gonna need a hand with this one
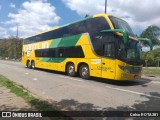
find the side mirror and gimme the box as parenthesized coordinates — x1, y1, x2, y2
(138, 38, 153, 50)
(101, 29, 129, 44)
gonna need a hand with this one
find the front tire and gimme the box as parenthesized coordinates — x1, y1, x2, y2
(79, 64, 90, 79)
(67, 63, 76, 77)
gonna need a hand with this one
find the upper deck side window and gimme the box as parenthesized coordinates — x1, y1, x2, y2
(24, 16, 110, 45)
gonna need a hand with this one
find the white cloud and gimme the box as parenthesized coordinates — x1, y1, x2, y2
(62, 0, 104, 16)
(62, 0, 160, 34)
(0, 27, 8, 38)
(6, 0, 60, 37)
(9, 3, 16, 8)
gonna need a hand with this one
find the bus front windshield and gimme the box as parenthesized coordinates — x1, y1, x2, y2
(109, 16, 135, 37)
(109, 16, 142, 64)
(118, 39, 142, 63)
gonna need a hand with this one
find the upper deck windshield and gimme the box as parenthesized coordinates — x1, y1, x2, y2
(109, 16, 135, 37)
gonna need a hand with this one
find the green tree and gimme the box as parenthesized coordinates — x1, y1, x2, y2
(140, 25, 160, 46)
(145, 51, 155, 67)
(0, 37, 23, 59)
(153, 48, 160, 67)
(142, 48, 160, 67)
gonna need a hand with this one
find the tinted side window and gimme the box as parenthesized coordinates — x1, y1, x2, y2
(35, 50, 42, 57)
(58, 46, 84, 58)
(35, 46, 84, 58)
(57, 48, 64, 57)
(86, 17, 110, 36)
(24, 26, 70, 44)
(35, 48, 57, 57)
(24, 17, 110, 45)
(48, 49, 57, 57)
(63, 46, 84, 58)
(85, 17, 110, 56)
(61, 27, 70, 37)
(42, 49, 49, 57)
(68, 21, 86, 35)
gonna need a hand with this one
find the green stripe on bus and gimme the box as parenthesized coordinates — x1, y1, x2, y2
(57, 34, 81, 47)
(41, 34, 81, 63)
(49, 38, 61, 48)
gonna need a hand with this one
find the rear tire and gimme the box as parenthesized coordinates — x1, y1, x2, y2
(79, 64, 90, 80)
(26, 61, 31, 68)
(67, 63, 76, 77)
(31, 61, 35, 69)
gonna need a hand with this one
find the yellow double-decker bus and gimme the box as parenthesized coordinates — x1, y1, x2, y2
(22, 14, 152, 80)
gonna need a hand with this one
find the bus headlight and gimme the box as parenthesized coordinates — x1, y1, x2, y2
(119, 65, 131, 73)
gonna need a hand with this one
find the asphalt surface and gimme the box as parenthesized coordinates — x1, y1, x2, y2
(0, 60, 160, 118)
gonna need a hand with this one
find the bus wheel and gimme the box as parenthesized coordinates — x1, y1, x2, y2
(26, 61, 31, 68)
(79, 64, 90, 80)
(67, 63, 76, 77)
(31, 61, 35, 69)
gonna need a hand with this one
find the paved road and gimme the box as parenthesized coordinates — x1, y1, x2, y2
(0, 60, 160, 112)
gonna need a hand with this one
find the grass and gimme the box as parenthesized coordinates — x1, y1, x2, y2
(0, 75, 72, 120)
(142, 67, 160, 76)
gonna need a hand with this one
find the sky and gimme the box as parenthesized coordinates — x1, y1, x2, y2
(0, 0, 160, 39)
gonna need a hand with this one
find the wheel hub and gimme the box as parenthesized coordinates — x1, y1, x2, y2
(69, 66, 74, 74)
(82, 67, 88, 77)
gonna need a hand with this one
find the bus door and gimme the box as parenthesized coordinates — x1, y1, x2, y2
(101, 42, 116, 79)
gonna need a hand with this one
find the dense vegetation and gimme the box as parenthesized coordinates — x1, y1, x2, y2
(0, 37, 23, 60)
(142, 48, 160, 67)
(140, 25, 160, 67)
